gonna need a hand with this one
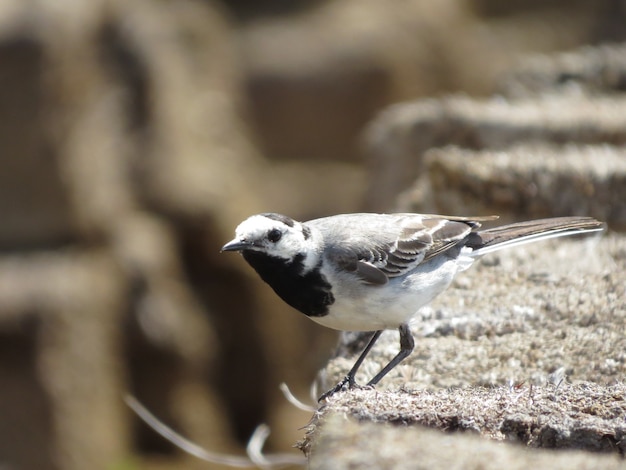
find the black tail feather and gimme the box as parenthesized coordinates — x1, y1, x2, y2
(467, 217, 605, 255)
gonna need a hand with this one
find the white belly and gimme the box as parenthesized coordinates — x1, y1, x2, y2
(311, 255, 469, 331)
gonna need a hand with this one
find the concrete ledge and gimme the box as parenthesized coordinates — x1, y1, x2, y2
(306, 405, 626, 470)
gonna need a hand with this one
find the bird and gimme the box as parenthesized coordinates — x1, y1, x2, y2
(221, 212, 604, 400)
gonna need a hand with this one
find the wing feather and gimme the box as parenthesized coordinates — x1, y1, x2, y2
(320, 214, 494, 284)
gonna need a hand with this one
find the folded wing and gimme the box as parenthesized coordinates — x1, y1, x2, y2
(322, 214, 495, 284)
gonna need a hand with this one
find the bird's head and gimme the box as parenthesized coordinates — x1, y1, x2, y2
(222, 213, 319, 265)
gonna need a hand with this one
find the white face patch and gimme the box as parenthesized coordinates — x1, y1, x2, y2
(233, 214, 321, 271)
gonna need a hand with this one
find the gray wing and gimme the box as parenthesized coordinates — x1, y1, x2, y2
(318, 214, 496, 285)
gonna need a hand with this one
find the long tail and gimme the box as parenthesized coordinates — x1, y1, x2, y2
(467, 216, 605, 257)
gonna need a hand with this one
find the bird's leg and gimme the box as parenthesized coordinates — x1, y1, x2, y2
(366, 323, 414, 387)
(318, 330, 383, 401)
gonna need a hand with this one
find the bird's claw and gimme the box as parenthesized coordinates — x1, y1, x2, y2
(318, 376, 357, 402)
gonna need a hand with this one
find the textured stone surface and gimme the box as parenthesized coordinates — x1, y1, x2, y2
(308, 411, 626, 470)
(305, 233, 626, 466)
(307, 383, 626, 454)
(320, 234, 624, 390)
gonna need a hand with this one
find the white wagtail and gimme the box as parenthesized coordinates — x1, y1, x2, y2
(222, 213, 604, 400)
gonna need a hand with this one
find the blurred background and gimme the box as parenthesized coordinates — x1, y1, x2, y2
(0, 0, 625, 468)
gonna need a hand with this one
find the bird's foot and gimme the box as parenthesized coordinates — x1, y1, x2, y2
(318, 375, 360, 402)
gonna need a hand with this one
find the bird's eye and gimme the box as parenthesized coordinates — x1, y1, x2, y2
(267, 229, 282, 243)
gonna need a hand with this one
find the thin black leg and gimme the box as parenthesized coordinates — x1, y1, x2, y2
(318, 330, 382, 401)
(366, 323, 414, 386)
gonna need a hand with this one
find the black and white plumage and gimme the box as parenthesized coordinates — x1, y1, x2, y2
(222, 212, 604, 400)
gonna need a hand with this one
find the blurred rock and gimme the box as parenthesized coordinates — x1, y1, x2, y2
(258, 160, 367, 219)
(240, 0, 623, 165)
(499, 43, 626, 97)
(0, 250, 127, 470)
(0, 0, 266, 468)
(365, 91, 626, 212)
(240, 0, 464, 163)
(0, 15, 77, 249)
(407, 144, 626, 228)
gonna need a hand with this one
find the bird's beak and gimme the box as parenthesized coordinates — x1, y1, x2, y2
(221, 238, 251, 252)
